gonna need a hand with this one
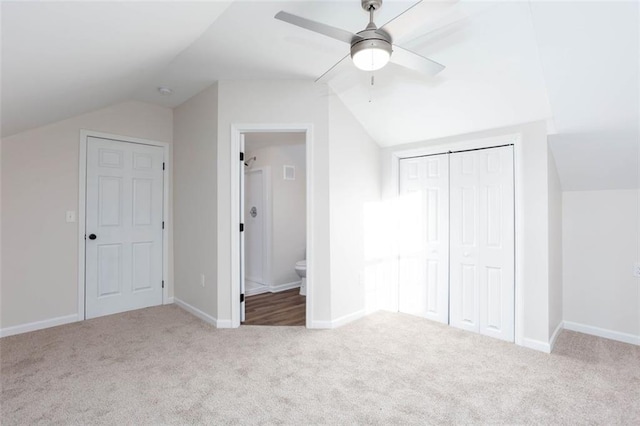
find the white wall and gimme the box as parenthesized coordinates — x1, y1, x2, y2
(563, 190, 639, 343)
(518, 122, 552, 347)
(172, 84, 219, 319)
(380, 121, 554, 349)
(245, 142, 306, 287)
(328, 93, 381, 322)
(548, 149, 563, 341)
(216, 80, 331, 324)
(1, 101, 173, 330)
(0, 137, 3, 323)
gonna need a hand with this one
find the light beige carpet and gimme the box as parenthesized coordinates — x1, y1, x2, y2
(1, 306, 639, 425)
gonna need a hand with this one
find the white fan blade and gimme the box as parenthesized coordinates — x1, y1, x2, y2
(275, 11, 362, 44)
(380, 0, 458, 43)
(315, 54, 351, 83)
(390, 46, 445, 76)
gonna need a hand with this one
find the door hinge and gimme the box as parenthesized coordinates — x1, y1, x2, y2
(162, 221, 165, 229)
(240, 293, 245, 303)
(240, 223, 244, 232)
(162, 280, 165, 289)
(163, 162, 165, 170)
(240, 152, 244, 162)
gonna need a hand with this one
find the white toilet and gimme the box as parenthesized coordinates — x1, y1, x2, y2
(295, 260, 307, 296)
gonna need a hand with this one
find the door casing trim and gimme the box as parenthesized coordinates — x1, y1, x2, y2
(390, 133, 523, 346)
(78, 130, 170, 321)
(230, 124, 313, 328)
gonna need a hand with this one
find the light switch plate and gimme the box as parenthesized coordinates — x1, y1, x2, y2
(66, 211, 76, 223)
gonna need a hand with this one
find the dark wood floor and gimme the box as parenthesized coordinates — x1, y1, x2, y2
(242, 288, 306, 326)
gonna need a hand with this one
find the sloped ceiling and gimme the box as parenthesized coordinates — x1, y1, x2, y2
(329, 1, 553, 145)
(1, 1, 233, 137)
(2, 1, 638, 189)
(529, 1, 639, 190)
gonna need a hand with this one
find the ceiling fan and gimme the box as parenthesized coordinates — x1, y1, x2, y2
(275, 0, 451, 81)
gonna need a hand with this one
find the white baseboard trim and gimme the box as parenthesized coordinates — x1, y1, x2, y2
(245, 286, 270, 296)
(308, 309, 368, 330)
(0, 313, 79, 338)
(174, 298, 222, 328)
(331, 309, 367, 328)
(563, 321, 640, 346)
(308, 320, 332, 329)
(216, 319, 233, 328)
(549, 321, 564, 352)
(245, 281, 300, 296)
(521, 337, 551, 354)
(269, 280, 301, 293)
(164, 297, 174, 305)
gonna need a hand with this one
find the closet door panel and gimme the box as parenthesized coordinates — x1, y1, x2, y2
(450, 146, 514, 341)
(449, 152, 480, 332)
(398, 158, 427, 316)
(398, 155, 449, 323)
(478, 148, 514, 341)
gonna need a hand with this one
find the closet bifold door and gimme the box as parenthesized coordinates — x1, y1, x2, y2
(398, 154, 450, 324)
(449, 146, 515, 342)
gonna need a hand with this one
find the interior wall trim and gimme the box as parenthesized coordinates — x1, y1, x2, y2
(521, 337, 551, 354)
(549, 321, 564, 352)
(310, 309, 367, 329)
(0, 314, 79, 338)
(174, 298, 232, 329)
(269, 280, 302, 293)
(563, 321, 640, 346)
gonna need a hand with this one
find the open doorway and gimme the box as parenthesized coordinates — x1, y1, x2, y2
(240, 131, 307, 326)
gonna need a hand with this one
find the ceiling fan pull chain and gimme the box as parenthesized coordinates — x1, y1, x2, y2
(369, 74, 375, 103)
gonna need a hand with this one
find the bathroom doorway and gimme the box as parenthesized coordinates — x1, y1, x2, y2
(240, 131, 307, 326)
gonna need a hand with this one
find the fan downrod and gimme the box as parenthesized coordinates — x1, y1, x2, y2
(361, 0, 382, 12)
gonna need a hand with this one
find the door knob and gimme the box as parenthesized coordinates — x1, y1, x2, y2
(88, 234, 97, 240)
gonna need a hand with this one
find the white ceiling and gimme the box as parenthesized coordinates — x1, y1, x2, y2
(529, 1, 639, 190)
(1, 1, 233, 136)
(2, 1, 638, 189)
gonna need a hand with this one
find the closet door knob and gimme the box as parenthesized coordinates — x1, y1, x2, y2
(88, 234, 97, 240)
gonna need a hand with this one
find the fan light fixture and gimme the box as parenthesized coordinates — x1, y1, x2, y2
(274, 0, 446, 82)
(351, 38, 392, 71)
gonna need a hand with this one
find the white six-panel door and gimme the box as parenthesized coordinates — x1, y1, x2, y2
(398, 146, 514, 342)
(398, 154, 450, 324)
(449, 146, 514, 342)
(85, 137, 164, 319)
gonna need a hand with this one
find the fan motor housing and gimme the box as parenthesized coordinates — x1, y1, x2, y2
(361, 0, 383, 12)
(351, 27, 392, 51)
(351, 32, 392, 58)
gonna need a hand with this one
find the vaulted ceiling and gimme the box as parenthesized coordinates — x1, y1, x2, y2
(2, 1, 638, 189)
